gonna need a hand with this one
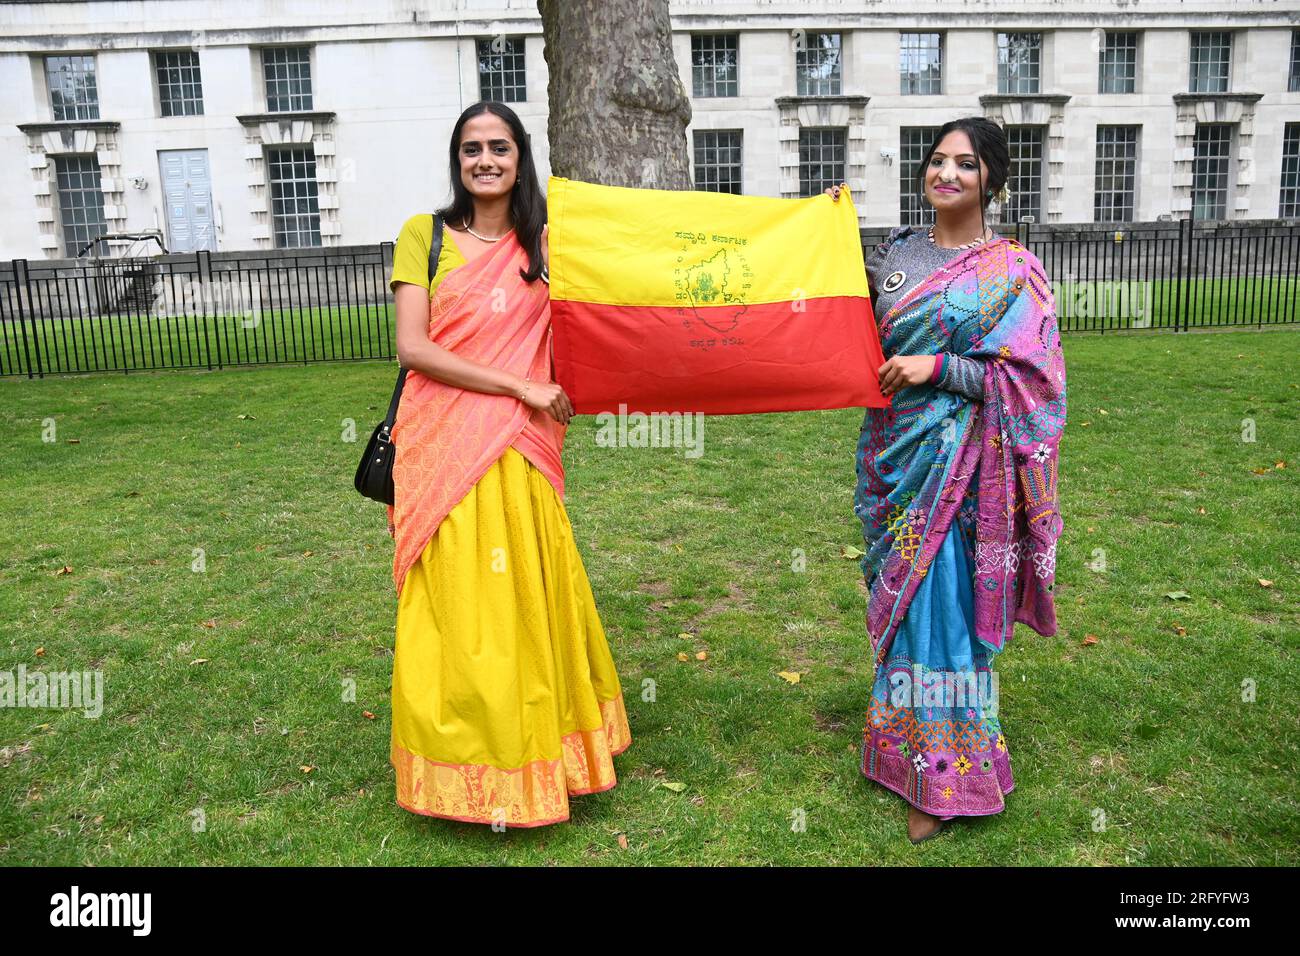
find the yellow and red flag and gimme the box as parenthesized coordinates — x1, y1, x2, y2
(547, 176, 886, 415)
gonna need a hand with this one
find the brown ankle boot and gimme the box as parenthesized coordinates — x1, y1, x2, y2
(907, 805, 946, 844)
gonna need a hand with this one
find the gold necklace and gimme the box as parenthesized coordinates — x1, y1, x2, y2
(462, 217, 512, 242)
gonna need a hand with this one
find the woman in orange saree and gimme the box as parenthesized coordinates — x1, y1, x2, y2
(384, 101, 630, 828)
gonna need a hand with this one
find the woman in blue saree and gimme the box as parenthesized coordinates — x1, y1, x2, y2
(829, 117, 1066, 843)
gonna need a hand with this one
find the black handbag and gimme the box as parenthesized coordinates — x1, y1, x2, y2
(354, 213, 444, 505)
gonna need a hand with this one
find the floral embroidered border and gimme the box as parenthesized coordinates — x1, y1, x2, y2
(861, 728, 1014, 820)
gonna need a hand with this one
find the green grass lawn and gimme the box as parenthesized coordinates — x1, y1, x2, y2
(0, 329, 1296, 865)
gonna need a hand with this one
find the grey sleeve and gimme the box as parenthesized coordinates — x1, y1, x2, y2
(865, 247, 887, 312)
(937, 352, 986, 401)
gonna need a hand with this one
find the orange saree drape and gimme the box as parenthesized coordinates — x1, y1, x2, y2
(386, 233, 566, 597)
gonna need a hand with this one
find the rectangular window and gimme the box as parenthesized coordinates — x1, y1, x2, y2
(1094, 126, 1139, 223)
(1005, 126, 1045, 222)
(1189, 31, 1231, 93)
(796, 32, 841, 96)
(692, 34, 738, 98)
(1191, 123, 1232, 220)
(1281, 123, 1300, 218)
(154, 50, 204, 117)
(997, 32, 1041, 95)
(1098, 31, 1138, 94)
(263, 46, 313, 112)
(899, 33, 942, 95)
(693, 129, 743, 194)
(900, 126, 940, 226)
(1290, 30, 1299, 93)
(46, 55, 99, 121)
(477, 36, 526, 102)
(54, 155, 107, 256)
(798, 127, 845, 198)
(267, 145, 321, 247)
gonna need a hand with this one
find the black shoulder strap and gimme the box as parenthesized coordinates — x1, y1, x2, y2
(383, 360, 406, 430)
(389, 213, 446, 410)
(428, 212, 444, 284)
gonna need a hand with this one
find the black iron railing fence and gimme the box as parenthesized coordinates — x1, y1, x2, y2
(3, 218, 1297, 378)
(861, 218, 1300, 334)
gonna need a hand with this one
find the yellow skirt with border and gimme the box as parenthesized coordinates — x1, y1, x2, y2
(391, 445, 630, 827)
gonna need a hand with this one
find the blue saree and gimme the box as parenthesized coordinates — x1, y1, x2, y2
(860, 515, 1012, 819)
(854, 228, 1065, 819)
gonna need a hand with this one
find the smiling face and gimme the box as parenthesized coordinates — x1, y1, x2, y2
(923, 130, 991, 214)
(457, 111, 519, 200)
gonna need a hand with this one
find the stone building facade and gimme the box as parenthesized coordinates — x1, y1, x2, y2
(1, 0, 1297, 259)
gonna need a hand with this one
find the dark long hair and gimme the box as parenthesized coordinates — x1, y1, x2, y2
(436, 101, 547, 283)
(915, 116, 1010, 233)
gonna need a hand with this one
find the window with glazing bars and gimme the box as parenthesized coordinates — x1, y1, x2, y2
(1290, 31, 1299, 93)
(1094, 126, 1139, 222)
(477, 36, 526, 102)
(1189, 32, 1231, 93)
(1191, 123, 1231, 220)
(798, 127, 845, 197)
(267, 145, 321, 247)
(997, 33, 1041, 95)
(1098, 31, 1137, 94)
(796, 32, 841, 96)
(1279, 123, 1299, 218)
(155, 50, 204, 116)
(54, 155, 107, 256)
(693, 130, 743, 193)
(46, 55, 99, 121)
(692, 34, 738, 97)
(263, 47, 313, 112)
(1005, 126, 1044, 222)
(900, 33, 942, 95)
(900, 126, 940, 225)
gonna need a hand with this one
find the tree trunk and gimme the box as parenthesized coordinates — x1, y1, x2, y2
(538, 0, 691, 189)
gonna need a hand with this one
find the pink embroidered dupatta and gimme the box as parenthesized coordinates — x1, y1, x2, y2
(386, 232, 565, 597)
(860, 238, 1066, 662)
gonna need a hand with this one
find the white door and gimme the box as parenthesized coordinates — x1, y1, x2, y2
(159, 149, 216, 252)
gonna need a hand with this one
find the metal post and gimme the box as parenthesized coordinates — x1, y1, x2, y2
(1173, 218, 1188, 334)
(13, 260, 40, 378)
(195, 251, 213, 369)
